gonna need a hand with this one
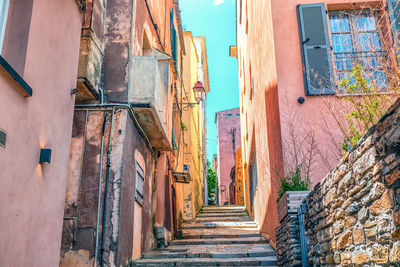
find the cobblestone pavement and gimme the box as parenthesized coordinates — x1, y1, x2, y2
(131, 206, 277, 266)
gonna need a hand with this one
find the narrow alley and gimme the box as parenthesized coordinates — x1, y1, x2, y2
(1, 0, 400, 266)
(132, 206, 277, 266)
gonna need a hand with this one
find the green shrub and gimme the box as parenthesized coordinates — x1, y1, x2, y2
(277, 165, 311, 203)
(207, 160, 218, 205)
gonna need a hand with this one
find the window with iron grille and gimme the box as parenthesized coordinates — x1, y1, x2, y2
(135, 162, 144, 205)
(329, 10, 387, 91)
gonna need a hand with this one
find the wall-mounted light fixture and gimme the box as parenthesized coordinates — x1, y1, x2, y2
(193, 81, 205, 103)
(173, 81, 205, 111)
(39, 148, 52, 164)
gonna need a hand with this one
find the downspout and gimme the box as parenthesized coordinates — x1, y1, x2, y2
(100, 107, 115, 266)
(74, 103, 154, 155)
(94, 112, 109, 267)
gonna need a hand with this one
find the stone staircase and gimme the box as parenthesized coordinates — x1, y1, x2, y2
(131, 206, 277, 266)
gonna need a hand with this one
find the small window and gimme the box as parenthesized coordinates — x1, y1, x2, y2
(135, 162, 145, 205)
(0, 0, 9, 52)
(329, 10, 387, 91)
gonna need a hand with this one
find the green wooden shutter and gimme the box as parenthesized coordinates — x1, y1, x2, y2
(170, 9, 177, 68)
(297, 3, 335, 95)
(388, 0, 400, 58)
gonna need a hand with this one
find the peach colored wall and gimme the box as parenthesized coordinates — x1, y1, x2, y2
(0, 1, 81, 266)
(237, 0, 284, 242)
(271, 0, 387, 184)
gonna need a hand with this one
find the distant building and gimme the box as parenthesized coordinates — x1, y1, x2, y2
(215, 108, 241, 205)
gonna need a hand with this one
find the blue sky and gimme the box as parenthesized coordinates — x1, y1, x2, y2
(180, 0, 239, 161)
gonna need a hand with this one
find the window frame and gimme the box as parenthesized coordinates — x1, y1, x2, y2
(328, 8, 389, 93)
(0, 0, 9, 52)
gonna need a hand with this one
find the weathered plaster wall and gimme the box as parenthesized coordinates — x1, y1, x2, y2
(276, 98, 400, 266)
(0, 1, 81, 266)
(216, 108, 241, 205)
(235, 148, 244, 205)
(236, 0, 282, 241)
(61, 109, 155, 267)
(182, 32, 203, 220)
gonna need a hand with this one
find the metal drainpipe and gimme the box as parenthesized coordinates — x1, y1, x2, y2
(94, 113, 108, 267)
(99, 88, 104, 104)
(100, 107, 115, 266)
(74, 103, 156, 264)
(74, 103, 154, 155)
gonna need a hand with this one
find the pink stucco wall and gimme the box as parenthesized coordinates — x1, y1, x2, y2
(0, 1, 81, 266)
(237, 0, 389, 242)
(271, 0, 388, 184)
(216, 108, 241, 205)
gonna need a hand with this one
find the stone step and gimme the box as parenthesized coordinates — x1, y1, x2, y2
(182, 228, 259, 236)
(197, 212, 248, 218)
(201, 206, 246, 212)
(182, 233, 261, 239)
(170, 236, 269, 246)
(131, 256, 277, 266)
(200, 208, 247, 213)
(142, 250, 276, 259)
(182, 221, 258, 229)
(194, 216, 251, 222)
(164, 243, 276, 254)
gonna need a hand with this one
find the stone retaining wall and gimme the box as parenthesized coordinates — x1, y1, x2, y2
(276, 98, 400, 266)
(276, 213, 302, 266)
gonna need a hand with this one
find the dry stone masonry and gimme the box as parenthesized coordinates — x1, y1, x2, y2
(276, 98, 400, 266)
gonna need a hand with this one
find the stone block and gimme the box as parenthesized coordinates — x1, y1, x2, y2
(384, 154, 396, 164)
(365, 226, 377, 240)
(345, 203, 361, 215)
(352, 227, 365, 245)
(337, 231, 352, 249)
(353, 147, 376, 176)
(372, 245, 389, 264)
(351, 251, 371, 265)
(389, 241, 400, 262)
(373, 160, 384, 175)
(341, 252, 352, 265)
(338, 172, 353, 192)
(324, 187, 337, 207)
(358, 207, 369, 224)
(370, 190, 394, 216)
(344, 216, 357, 228)
(325, 253, 334, 264)
(385, 169, 399, 186)
(393, 211, 400, 227)
(334, 252, 341, 264)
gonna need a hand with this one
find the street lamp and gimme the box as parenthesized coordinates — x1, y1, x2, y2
(173, 81, 205, 111)
(193, 81, 205, 103)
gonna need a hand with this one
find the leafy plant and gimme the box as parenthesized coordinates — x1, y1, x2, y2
(277, 165, 311, 203)
(181, 122, 187, 132)
(207, 160, 218, 205)
(176, 211, 184, 239)
(339, 65, 392, 151)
